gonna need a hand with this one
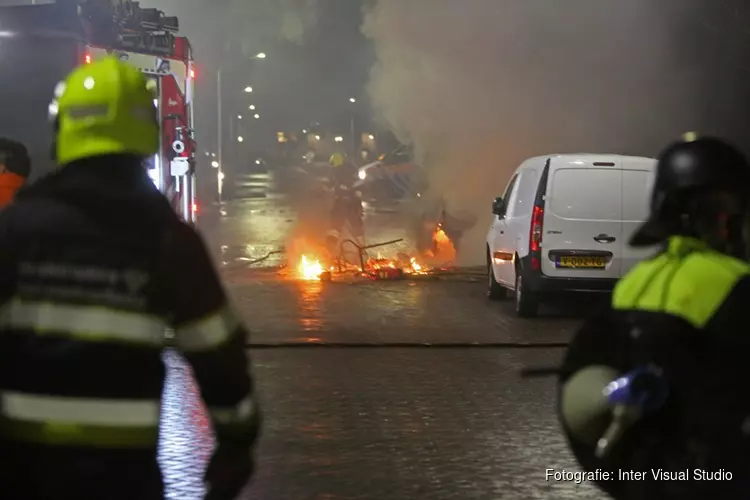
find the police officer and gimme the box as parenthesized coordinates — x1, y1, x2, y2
(0, 137, 31, 208)
(0, 57, 259, 499)
(558, 135, 750, 499)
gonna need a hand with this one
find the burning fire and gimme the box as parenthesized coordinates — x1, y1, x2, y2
(410, 257, 423, 272)
(299, 255, 324, 280)
(291, 224, 454, 280)
(434, 225, 451, 246)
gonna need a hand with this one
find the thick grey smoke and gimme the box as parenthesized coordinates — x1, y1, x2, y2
(147, 0, 319, 57)
(225, 0, 320, 52)
(362, 0, 704, 265)
(278, 0, 320, 43)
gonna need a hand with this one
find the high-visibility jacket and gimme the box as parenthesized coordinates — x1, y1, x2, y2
(0, 156, 259, 454)
(559, 235, 750, 499)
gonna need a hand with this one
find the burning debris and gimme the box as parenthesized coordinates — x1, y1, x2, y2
(299, 255, 325, 280)
(288, 224, 456, 282)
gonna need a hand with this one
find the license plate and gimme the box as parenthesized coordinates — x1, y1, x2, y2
(556, 256, 606, 268)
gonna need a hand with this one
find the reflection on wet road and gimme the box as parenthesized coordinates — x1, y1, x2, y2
(158, 168, 605, 499)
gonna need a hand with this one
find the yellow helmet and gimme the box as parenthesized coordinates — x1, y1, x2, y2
(48, 56, 159, 166)
(329, 152, 345, 168)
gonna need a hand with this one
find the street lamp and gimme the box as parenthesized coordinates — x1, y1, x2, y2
(237, 136, 244, 142)
(244, 86, 253, 93)
(334, 136, 343, 142)
(237, 114, 242, 119)
(368, 134, 375, 140)
(217, 53, 266, 203)
(249, 105, 255, 110)
(314, 135, 321, 141)
(254, 113, 260, 119)
(211, 160, 219, 168)
(348, 97, 357, 160)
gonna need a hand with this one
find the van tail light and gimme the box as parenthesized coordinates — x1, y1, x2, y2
(530, 205, 544, 253)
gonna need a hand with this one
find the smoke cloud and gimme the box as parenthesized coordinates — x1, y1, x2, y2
(225, 0, 320, 53)
(362, 0, 708, 265)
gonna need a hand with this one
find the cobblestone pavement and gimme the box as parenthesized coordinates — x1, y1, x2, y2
(161, 348, 604, 500)
(157, 171, 606, 499)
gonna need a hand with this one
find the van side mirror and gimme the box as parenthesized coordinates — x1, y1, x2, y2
(492, 197, 505, 216)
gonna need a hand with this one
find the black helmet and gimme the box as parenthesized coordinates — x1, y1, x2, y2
(0, 138, 31, 178)
(630, 136, 750, 246)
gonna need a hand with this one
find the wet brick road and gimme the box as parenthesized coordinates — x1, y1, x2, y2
(157, 169, 606, 499)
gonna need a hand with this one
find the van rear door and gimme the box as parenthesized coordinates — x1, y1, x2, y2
(621, 158, 658, 275)
(540, 158, 623, 279)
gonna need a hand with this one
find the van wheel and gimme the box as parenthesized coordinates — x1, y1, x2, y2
(515, 273, 539, 317)
(487, 250, 508, 300)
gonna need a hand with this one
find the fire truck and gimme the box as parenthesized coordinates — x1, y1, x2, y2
(0, 0, 197, 223)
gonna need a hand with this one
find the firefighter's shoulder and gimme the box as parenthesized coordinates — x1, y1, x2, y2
(161, 218, 220, 272)
(160, 219, 227, 317)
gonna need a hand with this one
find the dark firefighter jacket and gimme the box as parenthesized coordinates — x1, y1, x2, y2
(559, 235, 750, 499)
(0, 156, 259, 454)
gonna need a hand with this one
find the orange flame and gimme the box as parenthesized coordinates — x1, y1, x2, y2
(409, 257, 423, 273)
(299, 255, 324, 280)
(430, 225, 456, 264)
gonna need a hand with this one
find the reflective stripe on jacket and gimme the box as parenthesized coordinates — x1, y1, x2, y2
(0, 392, 160, 447)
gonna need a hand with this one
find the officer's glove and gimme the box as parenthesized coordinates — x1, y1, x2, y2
(204, 446, 254, 500)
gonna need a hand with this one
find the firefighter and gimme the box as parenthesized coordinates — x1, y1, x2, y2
(0, 137, 31, 208)
(557, 135, 750, 499)
(328, 151, 359, 191)
(0, 57, 259, 500)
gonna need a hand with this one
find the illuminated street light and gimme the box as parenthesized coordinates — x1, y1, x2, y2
(255, 52, 267, 59)
(237, 114, 242, 119)
(314, 135, 321, 141)
(368, 134, 375, 140)
(349, 97, 356, 103)
(334, 136, 344, 142)
(302, 129, 308, 133)
(255, 159, 262, 165)
(211, 160, 219, 168)
(237, 136, 244, 142)
(254, 114, 260, 119)
(249, 105, 255, 110)
(211, 152, 216, 157)
(244, 86, 253, 93)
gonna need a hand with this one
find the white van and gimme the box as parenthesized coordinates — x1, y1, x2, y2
(486, 154, 657, 317)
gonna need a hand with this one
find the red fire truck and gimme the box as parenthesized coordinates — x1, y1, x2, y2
(0, 0, 197, 223)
